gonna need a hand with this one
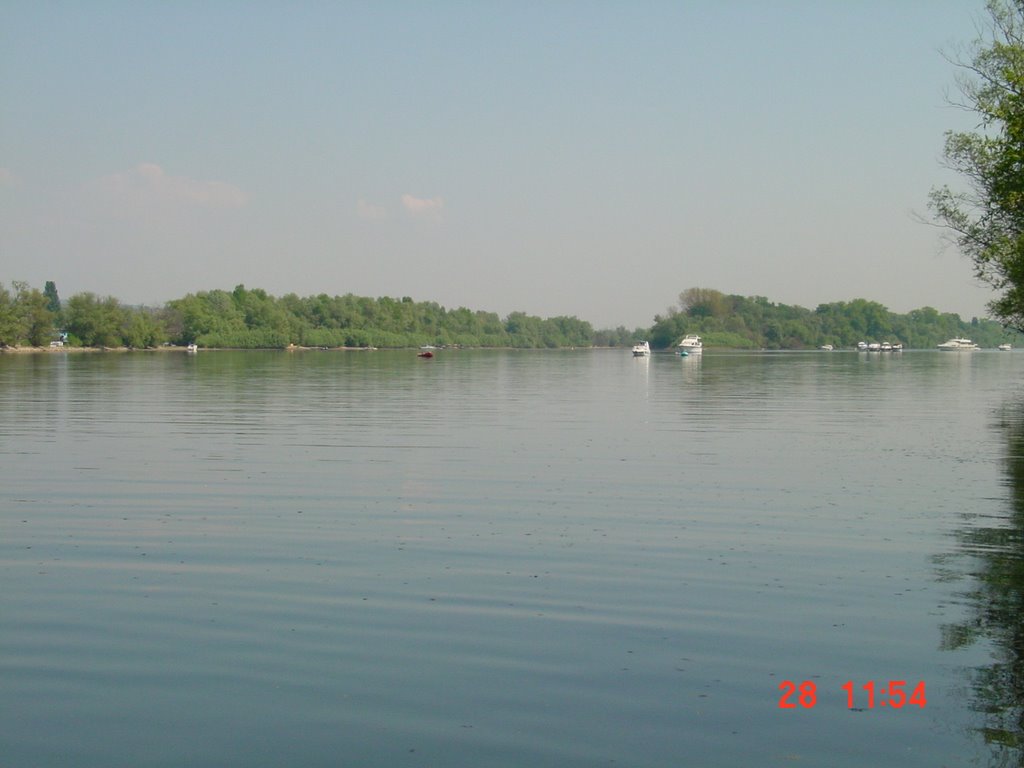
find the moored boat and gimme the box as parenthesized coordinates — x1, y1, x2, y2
(999, 343, 1013, 351)
(937, 338, 979, 351)
(632, 341, 650, 356)
(678, 334, 703, 355)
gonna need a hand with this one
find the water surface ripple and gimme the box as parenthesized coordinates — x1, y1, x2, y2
(1, 349, 1021, 766)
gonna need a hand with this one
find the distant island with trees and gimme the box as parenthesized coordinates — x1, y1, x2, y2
(0, 281, 1017, 351)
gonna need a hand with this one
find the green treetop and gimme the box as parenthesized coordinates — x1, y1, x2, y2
(931, 0, 1024, 330)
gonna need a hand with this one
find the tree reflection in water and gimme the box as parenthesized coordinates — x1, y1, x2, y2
(939, 397, 1024, 765)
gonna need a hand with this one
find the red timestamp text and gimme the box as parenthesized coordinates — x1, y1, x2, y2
(778, 680, 926, 709)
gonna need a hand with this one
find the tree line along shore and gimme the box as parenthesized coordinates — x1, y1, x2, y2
(0, 281, 1017, 352)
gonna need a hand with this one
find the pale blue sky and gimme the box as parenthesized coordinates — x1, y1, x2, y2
(0, 1, 997, 328)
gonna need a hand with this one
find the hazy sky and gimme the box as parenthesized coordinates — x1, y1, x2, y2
(0, 1, 1000, 329)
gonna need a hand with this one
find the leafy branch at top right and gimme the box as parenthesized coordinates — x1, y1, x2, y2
(931, 0, 1024, 331)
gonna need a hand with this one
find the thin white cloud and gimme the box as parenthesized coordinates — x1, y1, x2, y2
(356, 198, 387, 220)
(401, 193, 444, 218)
(94, 163, 247, 211)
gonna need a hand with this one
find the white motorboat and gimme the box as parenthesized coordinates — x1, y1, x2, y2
(631, 341, 650, 356)
(860, 340, 902, 351)
(187, 343, 198, 353)
(999, 343, 1013, 351)
(678, 334, 703, 354)
(937, 338, 979, 351)
(820, 344, 833, 351)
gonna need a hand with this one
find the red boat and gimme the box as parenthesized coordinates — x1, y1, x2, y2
(417, 350, 434, 358)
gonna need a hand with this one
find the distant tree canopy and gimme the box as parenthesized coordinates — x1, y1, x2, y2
(677, 287, 729, 319)
(0, 280, 1015, 350)
(43, 281, 60, 314)
(0, 282, 56, 347)
(649, 287, 1014, 350)
(931, 0, 1024, 330)
(165, 286, 600, 349)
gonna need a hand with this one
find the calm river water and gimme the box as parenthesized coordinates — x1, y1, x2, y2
(3, 348, 1024, 767)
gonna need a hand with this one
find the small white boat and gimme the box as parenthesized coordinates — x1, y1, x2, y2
(880, 342, 892, 352)
(678, 334, 703, 355)
(820, 344, 833, 351)
(186, 343, 198, 353)
(631, 341, 650, 356)
(857, 341, 868, 351)
(937, 338, 979, 351)
(999, 343, 1013, 351)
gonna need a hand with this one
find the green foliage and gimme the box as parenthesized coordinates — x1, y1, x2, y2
(0, 284, 23, 345)
(2, 281, 1016, 351)
(649, 288, 1018, 349)
(591, 326, 645, 347)
(169, 289, 246, 343)
(22, 293, 52, 346)
(160, 288, 598, 349)
(700, 331, 758, 349)
(43, 281, 61, 315)
(678, 287, 729, 319)
(931, 1, 1024, 330)
(58, 293, 166, 348)
(12, 282, 54, 346)
(121, 308, 166, 348)
(0, 282, 57, 346)
(65, 293, 127, 347)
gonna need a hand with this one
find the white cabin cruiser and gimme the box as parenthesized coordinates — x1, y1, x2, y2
(678, 335, 703, 355)
(937, 338, 979, 351)
(631, 341, 650, 356)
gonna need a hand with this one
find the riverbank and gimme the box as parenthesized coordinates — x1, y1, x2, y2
(0, 344, 172, 354)
(0, 344, 388, 354)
